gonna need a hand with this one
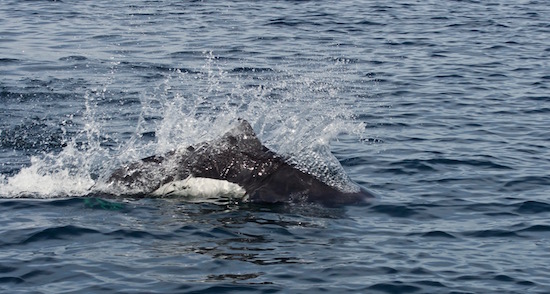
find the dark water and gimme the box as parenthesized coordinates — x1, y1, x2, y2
(1, 0, 550, 293)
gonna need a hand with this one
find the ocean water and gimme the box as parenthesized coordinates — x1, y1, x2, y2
(1, 0, 550, 293)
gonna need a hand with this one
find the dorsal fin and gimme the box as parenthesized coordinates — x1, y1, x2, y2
(220, 119, 263, 152)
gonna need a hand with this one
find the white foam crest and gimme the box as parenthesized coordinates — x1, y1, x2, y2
(0, 147, 95, 198)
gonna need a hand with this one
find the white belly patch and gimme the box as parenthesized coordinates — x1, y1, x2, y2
(151, 176, 247, 201)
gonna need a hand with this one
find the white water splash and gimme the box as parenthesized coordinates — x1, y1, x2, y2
(0, 147, 95, 198)
(1, 53, 369, 198)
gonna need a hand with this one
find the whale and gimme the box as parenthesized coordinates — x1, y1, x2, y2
(106, 119, 373, 206)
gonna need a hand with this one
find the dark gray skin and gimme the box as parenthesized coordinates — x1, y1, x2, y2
(107, 119, 374, 206)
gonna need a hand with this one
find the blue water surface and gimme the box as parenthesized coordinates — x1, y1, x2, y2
(1, 1, 550, 293)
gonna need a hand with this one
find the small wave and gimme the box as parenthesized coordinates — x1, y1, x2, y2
(524, 107, 550, 114)
(514, 200, 550, 214)
(0, 90, 73, 103)
(517, 224, 550, 233)
(418, 230, 457, 239)
(58, 55, 87, 61)
(367, 282, 421, 293)
(0, 277, 25, 284)
(230, 67, 274, 73)
(105, 229, 170, 240)
(462, 229, 520, 238)
(0, 58, 20, 63)
(21, 225, 100, 245)
(504, 176, 550, 192)
(369, 204, 435, 219)
(526, 96, 550, 102)
(266, 18, 301, 27)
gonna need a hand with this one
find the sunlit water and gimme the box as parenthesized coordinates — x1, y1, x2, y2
(1, 1, 550, 293)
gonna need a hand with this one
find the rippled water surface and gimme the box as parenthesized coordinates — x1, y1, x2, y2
(1, 1, 550, 293)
